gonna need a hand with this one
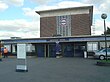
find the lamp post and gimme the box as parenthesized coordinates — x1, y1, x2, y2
(101, 13, 107, 61)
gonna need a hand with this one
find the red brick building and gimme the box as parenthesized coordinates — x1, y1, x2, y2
(36, 6, 93, 37)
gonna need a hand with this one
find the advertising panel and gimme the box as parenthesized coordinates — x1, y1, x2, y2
(17, 44, 26, 59)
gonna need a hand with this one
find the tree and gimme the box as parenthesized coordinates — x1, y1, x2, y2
(106, 27, 110, 34)
(102, 27, 110, 35)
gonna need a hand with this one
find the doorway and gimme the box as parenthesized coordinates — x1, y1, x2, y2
(74, 42, 86, 57)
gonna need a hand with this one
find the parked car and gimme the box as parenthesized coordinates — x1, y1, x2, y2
(94, 48, 110, 60)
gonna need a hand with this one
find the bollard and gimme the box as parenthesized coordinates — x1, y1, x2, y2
(84, 51, 87, 58)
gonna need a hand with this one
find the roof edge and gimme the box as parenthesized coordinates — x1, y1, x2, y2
(35, 5, 93, 14)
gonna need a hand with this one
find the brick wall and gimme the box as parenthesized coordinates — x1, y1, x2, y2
(71, 14, 91, 36)
(40, 14, 91, 37)
(40, 16, 56, 37)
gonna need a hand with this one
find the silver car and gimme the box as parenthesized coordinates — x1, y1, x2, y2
(94, 48, 110, 60)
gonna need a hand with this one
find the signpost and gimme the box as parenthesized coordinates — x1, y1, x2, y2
(101, 13, 107, 61)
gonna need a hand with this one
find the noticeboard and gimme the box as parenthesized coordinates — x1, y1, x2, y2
(17, 44, 26, 59)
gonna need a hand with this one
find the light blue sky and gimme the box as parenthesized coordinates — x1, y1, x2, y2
(0, 0, 110, 39)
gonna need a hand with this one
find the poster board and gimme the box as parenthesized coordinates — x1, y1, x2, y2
(17, 44, 26, 59)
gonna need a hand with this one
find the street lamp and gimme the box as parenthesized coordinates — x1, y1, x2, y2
(101, 13, 107, 60)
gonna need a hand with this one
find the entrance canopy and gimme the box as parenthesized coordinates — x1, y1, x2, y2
(1, 35, 110, 44)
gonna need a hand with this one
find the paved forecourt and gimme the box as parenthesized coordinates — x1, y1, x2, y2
(0, 57, 110, 82)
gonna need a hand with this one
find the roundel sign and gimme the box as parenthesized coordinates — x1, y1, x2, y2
(60, 18, 67, 26)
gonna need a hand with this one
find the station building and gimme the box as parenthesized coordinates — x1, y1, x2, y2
(36, 6, 93, 37)
(1, 35, 110, 58)
(1, 6, 110, 58)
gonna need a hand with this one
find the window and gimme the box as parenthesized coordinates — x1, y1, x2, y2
(87, 42, 98, 51)
(56, 15, 71, 36)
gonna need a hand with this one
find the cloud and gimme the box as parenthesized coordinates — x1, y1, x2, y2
(83, 0, 104, 4)
(0, 31, 40, 39)
(0, 19, 40, 38)
(0, 31, 14, 39)
(34, 1, 91, 11)
(0, 1, 8, 11)
(22, 8, 40, 20)
(83, 0, 110, 13)
(3, 0, 24, 6)
(99, 1, 110, 13)
(57, 1, 91, 8)
(31, 0, 51, 5)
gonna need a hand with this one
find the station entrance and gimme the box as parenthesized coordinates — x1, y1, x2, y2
(33, 42, 86, 58)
